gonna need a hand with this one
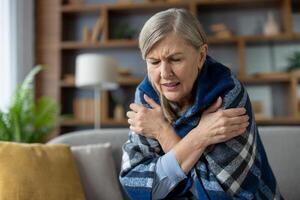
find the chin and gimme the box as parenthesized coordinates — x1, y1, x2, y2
(163, 93, 181, 103)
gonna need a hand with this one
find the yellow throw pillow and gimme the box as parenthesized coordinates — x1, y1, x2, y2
(0, 141, 86, 200)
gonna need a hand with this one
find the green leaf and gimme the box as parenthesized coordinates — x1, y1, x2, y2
(0, 112, 10, 141)
(287, 51, 300, 71)
(0, 65, 59, 143)
(31, 97, 59, 142)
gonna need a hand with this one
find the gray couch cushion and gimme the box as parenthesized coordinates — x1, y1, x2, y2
(258, 126, 300, 200)
(71, 143, 124, 200)
(48, 128, 129, 174)
(48, 127, 300, 200)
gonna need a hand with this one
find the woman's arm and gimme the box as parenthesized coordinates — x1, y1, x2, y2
(127, 94, 181, 153)
(172, 105, 248, 173)
(125, 79, 280, 199)
(125, 92, 248, 199)
(128, 95, 249, 174)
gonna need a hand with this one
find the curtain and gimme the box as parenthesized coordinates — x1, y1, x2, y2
(0, 0, 34, 111)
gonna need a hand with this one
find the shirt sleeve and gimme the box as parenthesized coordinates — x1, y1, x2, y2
(152, 150, 187, 199)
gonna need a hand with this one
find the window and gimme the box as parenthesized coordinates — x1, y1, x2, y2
(0, 0, 34, 111)
(0, 0, 14, 111)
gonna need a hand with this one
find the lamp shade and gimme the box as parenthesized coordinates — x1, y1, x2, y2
(75, 54, 118, 89)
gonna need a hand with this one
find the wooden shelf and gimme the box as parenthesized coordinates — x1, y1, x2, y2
(256, 117, 300, 125)
(61, 40, 138, 49)
(61, 4, 103, 13)
(61, 33, 300, 49)
(60, 118, 128, 126)
(208, 33, 300, 45)
(118, 77, 143, 85)
(239, 73, 291, 84)
(106, 2, 188, 12)
(37, 0, 300, 135)
(60, 77, 143, 88)
(207, 36, 239, 44)
(290, 71, 300, 80)
(242, 33, 300, 43)
(61, 0, 282, 13)
(196, 0, 282, 9)
(61, 2, 188, 13)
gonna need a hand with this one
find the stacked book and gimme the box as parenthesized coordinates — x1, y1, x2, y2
(73, 98, 100, 122)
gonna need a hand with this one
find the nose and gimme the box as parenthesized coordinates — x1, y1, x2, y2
(160, 61, 173, 79)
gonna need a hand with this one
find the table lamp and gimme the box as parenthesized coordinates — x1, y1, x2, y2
(75, 53, 118, 129)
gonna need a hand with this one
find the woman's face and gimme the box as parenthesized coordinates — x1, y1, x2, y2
(146, 33, 207, 106)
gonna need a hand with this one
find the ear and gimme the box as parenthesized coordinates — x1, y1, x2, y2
(198, 44, 208, 70)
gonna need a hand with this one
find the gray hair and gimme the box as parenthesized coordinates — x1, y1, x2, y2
(139, 8, 207, 60)
(139, 8, 208, 123)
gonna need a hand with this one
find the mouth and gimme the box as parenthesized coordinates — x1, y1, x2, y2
(161, 82, 180, 91)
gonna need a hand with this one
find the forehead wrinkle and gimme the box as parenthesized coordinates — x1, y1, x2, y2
(147, 34, 189, 59)
(148, 47, 182, 60)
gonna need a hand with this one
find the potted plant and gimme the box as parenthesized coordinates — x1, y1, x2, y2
(0, 66, 59, 143)
(287, 51, 300, 73)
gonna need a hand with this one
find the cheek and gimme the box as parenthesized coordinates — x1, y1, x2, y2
(147, 68, 161, 87)
(178, 65, 199, 88)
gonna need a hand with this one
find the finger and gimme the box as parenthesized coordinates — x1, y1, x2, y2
(213, 127, 247, 143)
(226, 115, 249, 125)
(203, 97, 222, 114)
(225, 124, 249, 139)
(215, 120, 248, 137)
(222, 107, 246, 117)
(129, 103, 145, 112)
(144, 94, 159, 109)
(229, 127, 247, 138)
(126, 111, 136, 119)
(127, 118, 134, 126)
(223, 122, 249, 133)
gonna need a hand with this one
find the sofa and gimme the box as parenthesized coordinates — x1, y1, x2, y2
(48, 126, 300, 200)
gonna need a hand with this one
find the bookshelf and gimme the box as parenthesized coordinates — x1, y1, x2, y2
(36, 0, 300, 135)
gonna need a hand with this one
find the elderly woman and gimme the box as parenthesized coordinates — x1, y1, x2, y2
(119, 8, 281, 200)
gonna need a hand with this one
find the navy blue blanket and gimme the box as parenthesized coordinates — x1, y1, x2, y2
(120, 56, 282, 200)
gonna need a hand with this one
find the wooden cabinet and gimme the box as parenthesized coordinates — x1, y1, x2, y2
(36, 0, 300, 135)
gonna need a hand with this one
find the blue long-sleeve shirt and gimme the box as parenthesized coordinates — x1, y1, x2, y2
(152, 150, 187, 199)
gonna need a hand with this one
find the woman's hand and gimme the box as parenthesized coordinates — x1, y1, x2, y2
(192, 97, 249, 149)
(127, 94, 180, 152)
(173, 97, 249, 173)
(127, 94, 170, 139)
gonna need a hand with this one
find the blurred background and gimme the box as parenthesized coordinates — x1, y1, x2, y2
(1, 0, 300, 136)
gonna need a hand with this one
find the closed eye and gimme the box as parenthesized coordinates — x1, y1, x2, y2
(170, 57, 182, 63)
(148, 60, 160, 65)
(151, 61, 160, 65)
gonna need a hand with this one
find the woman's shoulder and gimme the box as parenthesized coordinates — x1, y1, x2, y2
(221, 74, 249, 109)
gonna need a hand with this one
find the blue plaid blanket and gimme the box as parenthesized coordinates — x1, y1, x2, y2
(120, 56, 282, 200)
